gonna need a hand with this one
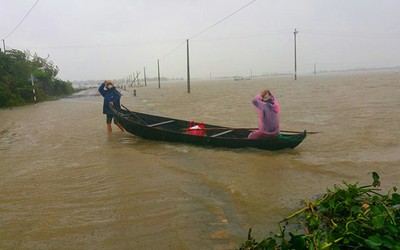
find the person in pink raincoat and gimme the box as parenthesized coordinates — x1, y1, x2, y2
(248, 89, 280, 139)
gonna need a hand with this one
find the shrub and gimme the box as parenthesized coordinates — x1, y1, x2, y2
(239, 172, 400, 249)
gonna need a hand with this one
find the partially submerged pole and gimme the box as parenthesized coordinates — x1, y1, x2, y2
(157, 59, 161, 89)
(294, 28, 298, 80)
(186, 39, 191, 93)
(2, 39, 5, 53)
(143, 67, 147, 87)
(30, 74, 37, 104)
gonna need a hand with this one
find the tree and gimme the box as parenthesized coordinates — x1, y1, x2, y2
(0, 49, 74, 107)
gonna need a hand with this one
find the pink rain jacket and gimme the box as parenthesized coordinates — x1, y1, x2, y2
(252, 94, 280, 135)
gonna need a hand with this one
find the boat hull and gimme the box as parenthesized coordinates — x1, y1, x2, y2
(111, 106, 306, 151)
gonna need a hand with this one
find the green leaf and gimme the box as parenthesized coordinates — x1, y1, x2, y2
(371, 205, 383, 214)
(329, 199, 335, 210)
(365, 235, 383, 249)
(351, 205, 362, 214)
(392, 193, 400, 204)
(381, 235, 395, 248)
(289, 235, 306, 250)
(372, 215, 386, 229)
(386, 224, 399, 234)
(372, 172, 380, 187)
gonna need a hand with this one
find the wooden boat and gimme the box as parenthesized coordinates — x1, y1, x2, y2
(111, 105, 307, 151)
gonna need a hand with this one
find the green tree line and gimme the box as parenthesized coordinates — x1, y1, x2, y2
(0, 49, 74, 107)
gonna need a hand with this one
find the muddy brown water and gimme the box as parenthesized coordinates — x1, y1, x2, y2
(1, 71, 399, 249)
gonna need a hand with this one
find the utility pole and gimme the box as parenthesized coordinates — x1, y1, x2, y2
(143, 67, 147, 87)
(2, 39, 5, 53)
(157, 59, 161, 89)
(30, 74, 37, 104)
(186, 39, 191, 93)
(294, 28, 298, 80)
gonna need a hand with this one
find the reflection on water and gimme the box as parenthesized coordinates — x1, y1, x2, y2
(1, 71, 399, 249)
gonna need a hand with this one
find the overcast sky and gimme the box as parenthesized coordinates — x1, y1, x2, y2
(1, 0, 399, 81)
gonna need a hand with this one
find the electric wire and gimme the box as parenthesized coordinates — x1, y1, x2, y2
(2, 0, 41, 39)
(189, 0, 257, 40)
(141, 1, 257, 77)
(148, 0, 258, 74)
(159, 40, 186, 60)
(302, 30, 400, 39)
(193, 30, 290, 42)
(158, 0, 257, 61)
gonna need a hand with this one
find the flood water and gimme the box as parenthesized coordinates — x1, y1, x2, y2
(1, 71, 399, 249)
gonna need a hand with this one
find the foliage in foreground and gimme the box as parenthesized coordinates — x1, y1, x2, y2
(0, 49, 74, 107)
(240, 172, 400, 249)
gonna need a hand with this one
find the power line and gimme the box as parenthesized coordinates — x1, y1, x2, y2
(158, 0, 258, 62)
(2, 0, 41, 39)
(189, 0, 257, 40)
(159, 40, 186, 60)
(126, 0, 258, 78)
(301, 30, 400, 39)
(17, 30, 289, 50)
(157, 0, 257, 61)
(193, 30, 290, 42)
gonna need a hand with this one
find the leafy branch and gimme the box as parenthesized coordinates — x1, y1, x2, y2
(239, 172, 400, 249)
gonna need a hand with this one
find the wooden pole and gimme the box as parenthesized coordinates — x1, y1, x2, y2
(157, 59, 161, 89)
(130, 74, 135, 86)
(30, 74, 37, 104)
(294, 28, 298, 80)
(131, 72, 140, 86)
(136, 71, 140, 85)
(186, 39, 191, 93)
(143, 67, 147, 87)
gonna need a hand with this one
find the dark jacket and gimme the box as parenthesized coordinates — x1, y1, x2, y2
(98, 83, 122, 115)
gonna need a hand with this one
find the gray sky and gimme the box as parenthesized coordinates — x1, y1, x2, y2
(1, 0, 399, 81)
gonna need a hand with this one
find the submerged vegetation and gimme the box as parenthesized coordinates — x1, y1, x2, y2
(0, 49, 74, 107)
(240, 172, 400, 249)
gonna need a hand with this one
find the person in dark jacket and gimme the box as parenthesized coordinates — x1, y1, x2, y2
(98, 80, 125, 133)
